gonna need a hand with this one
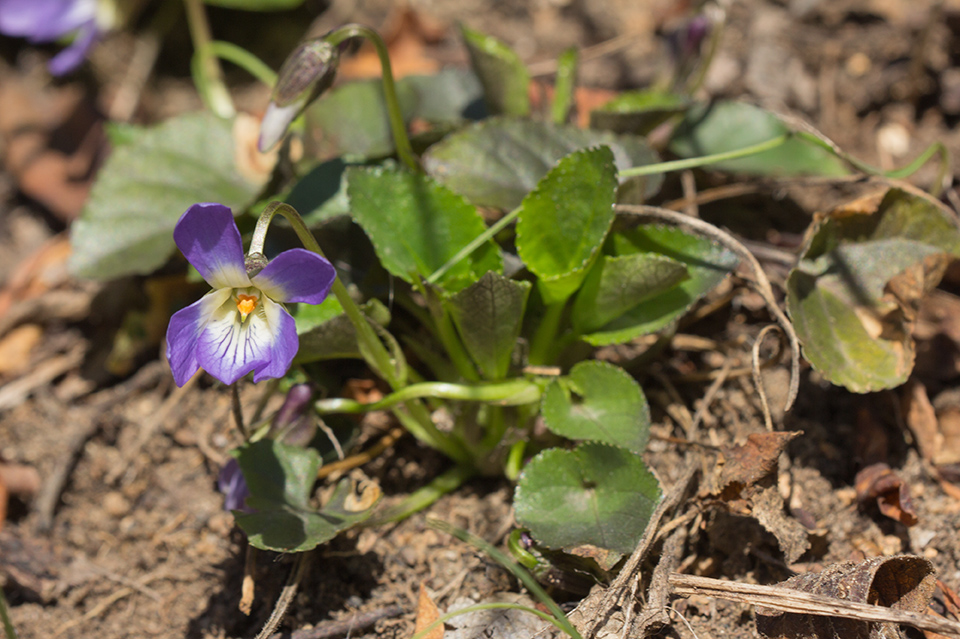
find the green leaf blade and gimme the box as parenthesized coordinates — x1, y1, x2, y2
(580, 224, 738, 345)
(669, 101, 849, 177)
(786, 189, 960, 392)
(70, 113, 264, 279)
(515, 443, 661, 554)
(460, 25, 530, 116)
(346, 166, 502, 292)
(516, 146, 618, 304)
(444, 272, 532, 379)
(541, 360, 651, 454)
(423, 118, 661, 211)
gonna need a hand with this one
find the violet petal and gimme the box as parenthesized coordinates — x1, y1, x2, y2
(173, 203, 250, 290)
(46, 19, 97, 75)
(252, 248, 336, 304)
(165, 289, 231, 387)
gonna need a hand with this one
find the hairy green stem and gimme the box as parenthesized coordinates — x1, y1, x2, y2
(365, 465, 476, 526)
(528, 300, 567, 366)
(183, 0, 234, 118)
(325, 24, 418, 172)
(253, 202, 470, 464)
(619, 133, 790, 178)
(208, 41, 277, 86)
(315, 378, 542, 414)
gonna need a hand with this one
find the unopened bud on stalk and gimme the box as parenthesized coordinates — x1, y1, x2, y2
(259, 38, 340, 152)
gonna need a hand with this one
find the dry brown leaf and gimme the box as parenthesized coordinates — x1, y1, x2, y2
(703, 431, 810, 563)
(413, 583, 443, 639)
(756, 555, 937, 639)
(854, 463, 919, 527)
(904, 380, 943, 464)
(0, 324, 43, 377)
(924, 579, 960, 639)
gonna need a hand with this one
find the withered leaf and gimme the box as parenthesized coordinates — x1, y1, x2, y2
(413, 583, 444, 639)
(756, 556, 937, 639)
(705, 431, 809, 563)
(855, 463, 918, 527)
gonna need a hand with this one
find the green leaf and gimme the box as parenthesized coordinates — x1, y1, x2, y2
(669, 101, 849, 176)
(460, 25, 530, 116)
(571, 253, 689, 334)
(581, 224, 738, 345)
(786, 189, 960, 392)
(203, 0, 305, 8)
(285, 158, 351, 226)
(307, 70, 482, 162)
(70, 113, 264, 279)
(443, 272, 532, 379)
(294, 297, 392, 363)
(233, 440, 379, 552)
(515, 442, 661, 554)
(423, 117, 662, 211)
(542, 361, 651, 453)
(516, 146, 618, 304)
(347, 165, 502, 292)
(590, 89, 690, 135)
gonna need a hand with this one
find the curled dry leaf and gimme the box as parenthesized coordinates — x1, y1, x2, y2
(413, 584, 444, 639)
(756, 555, 937, 639)
(703, 431, 810, 563)
(854, 463, 918, 526)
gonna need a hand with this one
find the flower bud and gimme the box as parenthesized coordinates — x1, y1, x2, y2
(259, 38, 340, 152)
(269, 383, 317, 446)
(244, 252, 269, 277)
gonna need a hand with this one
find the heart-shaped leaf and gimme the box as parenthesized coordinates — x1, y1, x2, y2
(347, 165, 502, 292)
(443, 272, 532, 379)
(786, 189, 960, 392)
(580, 224, 738, 345)
(460, 25, 530, 116)
(70, 113, 265, 279)
(669, 101, 849, 176)
(515, 442, 661, 554)
(516, 146, 618, 304)
(423, 117, 662, 211)
(232, 440, 380, 552)
(541, 360, 651, 453)
(572, 252, 689, 334)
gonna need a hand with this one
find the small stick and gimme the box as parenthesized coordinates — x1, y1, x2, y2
(669, 574, 960, 637)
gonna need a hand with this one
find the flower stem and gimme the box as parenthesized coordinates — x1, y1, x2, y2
(324, 24, 418, 172)
(208, 41, 277, 87)
(184, 0, 235, 118)
(253, 202, 471, 464)
(527, 300, 567, 366)
(314, 378, 543, 414)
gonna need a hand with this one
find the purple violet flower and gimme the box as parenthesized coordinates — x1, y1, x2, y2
(0, 0, 104, 75)
(165, 203, 336, 386)
(218, 458, 252, 513)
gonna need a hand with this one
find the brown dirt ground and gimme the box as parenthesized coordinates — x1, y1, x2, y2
(3, 0, 960, 638)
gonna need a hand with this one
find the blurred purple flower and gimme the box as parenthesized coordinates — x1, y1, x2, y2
(0, 0, 104, 75)
(218, 458, 252, 513)
(165, 203, 336, 386)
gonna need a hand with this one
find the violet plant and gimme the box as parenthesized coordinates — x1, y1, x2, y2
(65, 6, 958, 635)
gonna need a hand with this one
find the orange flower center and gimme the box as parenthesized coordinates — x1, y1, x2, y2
(236, 294, 259, 318)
